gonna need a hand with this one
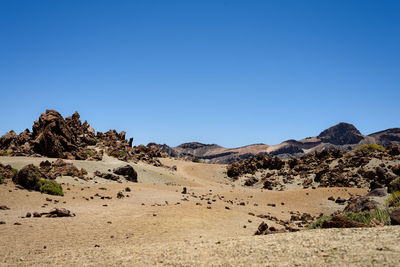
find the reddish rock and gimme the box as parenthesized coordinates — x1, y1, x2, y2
(321, 215, 368, 228)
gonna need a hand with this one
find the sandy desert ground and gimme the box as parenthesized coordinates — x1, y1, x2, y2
(1, 155, 399, 266)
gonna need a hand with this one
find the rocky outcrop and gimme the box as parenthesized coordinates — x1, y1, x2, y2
(227, 154, 284, 178)
(0, 110, 96, 159)
(39, 159, 87, 179)
(227, 147, 400, 190)
(0, 110, 167, 165)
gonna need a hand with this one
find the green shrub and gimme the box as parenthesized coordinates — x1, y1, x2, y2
(344, 209, 391, 225)
(119, 150, 126, 156)
(37, 179, 64, 196)
(1, 150, 11, 156)
(15, 167, 64, 196)
(387, 191, 400, 207)
(307, 215, 333, 229)
(12, 168, 18, 174)
(84, 149, 95, 157)
(354, 144, 385, 152)
(0, 175, 3, 184)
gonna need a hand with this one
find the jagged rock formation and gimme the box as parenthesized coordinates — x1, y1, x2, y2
(153, 122, 400, 164)
(0, 110, 167, 166)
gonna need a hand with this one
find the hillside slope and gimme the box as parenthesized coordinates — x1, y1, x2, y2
(153, 123, 400, 163)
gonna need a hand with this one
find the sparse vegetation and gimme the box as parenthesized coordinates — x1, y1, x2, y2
(344, 209, 391, 225)
(1, 150, 11, 156)
(192, 157, 202, 163)
(14, 167, 64, 196)
(84, 149, 95, 157)
(387, 191, 400, 207)
(354, 144, 385, 152)
(307, 209, 391, 229)
(0, 175, 3, 184)
(12, 168, 18, 174)
(37, 179, 64, 196)
(119, 150, 126, 156)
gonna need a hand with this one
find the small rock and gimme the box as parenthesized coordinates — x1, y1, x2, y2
(390, 208, 400, 225)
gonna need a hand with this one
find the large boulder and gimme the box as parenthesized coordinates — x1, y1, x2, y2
(344, 196, 380, 213)
(113, 165, 137, 182)
(13, 164, 45, 189)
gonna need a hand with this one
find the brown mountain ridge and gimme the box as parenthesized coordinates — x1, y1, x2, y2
(151, 122, 400, 164)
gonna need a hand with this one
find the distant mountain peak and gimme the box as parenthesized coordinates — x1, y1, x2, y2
(318, 122, 363, 145)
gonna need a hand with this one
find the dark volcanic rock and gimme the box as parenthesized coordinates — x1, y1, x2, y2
(13, 164, 45, 189)
(94, 171, 120, 181)
(390, 208, 400, 225)
(44, 208, 75, 218)
(113, 165, 137, 182)
(318, 123, 364, 145)
(40, 159, 87, 179)
(343, 196, 379, 213)
(32, 110, 78, 158)
(366, 188, 388, 197)
(0, 163, 16, 181)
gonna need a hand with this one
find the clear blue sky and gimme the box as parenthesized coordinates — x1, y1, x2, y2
(1, 0, 399, 147)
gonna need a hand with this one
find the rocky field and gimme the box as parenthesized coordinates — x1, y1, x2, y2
(1, 110, 400, 266)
